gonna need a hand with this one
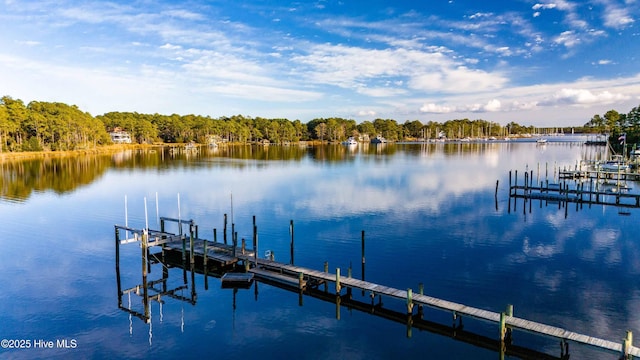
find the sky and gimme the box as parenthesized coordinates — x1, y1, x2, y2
(0, 0, 639, 127)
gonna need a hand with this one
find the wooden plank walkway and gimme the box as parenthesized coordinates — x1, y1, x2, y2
(241, 257, 640, 357)
(249, 268, 307, 288)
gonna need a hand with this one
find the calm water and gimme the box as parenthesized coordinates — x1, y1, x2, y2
(1, 138, 638, 359)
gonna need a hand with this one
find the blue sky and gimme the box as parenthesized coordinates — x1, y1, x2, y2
(0, 0, 638, 126)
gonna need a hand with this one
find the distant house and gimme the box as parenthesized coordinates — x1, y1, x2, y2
(110, 130, 132, 144)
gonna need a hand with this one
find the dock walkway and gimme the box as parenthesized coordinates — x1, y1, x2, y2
(116, 218, 639, 359)
(240, 257, 638, 357)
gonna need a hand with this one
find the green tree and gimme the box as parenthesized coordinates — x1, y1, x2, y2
(585, 114, 605, 133)
(604, 109, 622, 134)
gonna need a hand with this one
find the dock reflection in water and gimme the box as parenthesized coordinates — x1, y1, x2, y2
(115, 206, 636, 360)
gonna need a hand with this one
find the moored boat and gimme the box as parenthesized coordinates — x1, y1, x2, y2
(341, 137, 358, 145)
(599, 155, 629, 172)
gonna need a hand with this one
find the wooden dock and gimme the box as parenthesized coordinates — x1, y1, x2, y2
(115, 214, 639, 359)
(508, 167, 640, 209)
(238, 257, 638, 357)
(559, 169, 640, 182)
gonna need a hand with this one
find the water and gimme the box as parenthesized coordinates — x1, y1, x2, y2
(1, 138, 637, 359)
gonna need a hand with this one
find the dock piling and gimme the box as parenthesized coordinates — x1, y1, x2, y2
(406, 288, 414, 314)
(203, 239, 208, 267)
(290, 220, 294, 265)
(189, 223, 195, 265)
(223, 213, 227, 245)
(361, 230, 366, 281)
(623, 330, 634, 359)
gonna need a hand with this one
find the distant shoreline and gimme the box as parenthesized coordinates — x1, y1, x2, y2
(0, 144, 159, 161)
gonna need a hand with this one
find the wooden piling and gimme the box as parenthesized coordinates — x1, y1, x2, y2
(115, 226, 120, 269)
(418, 283, 424, 314)
(181, 229, 186, 262)
(203, 239, 208, 267)
(530, 170, 533, 189)
(223, 213, 228, 245)
(495, 180, 499, 198)
(290, 220, 294, 265)
(213, 228, 217, 243)
(115, 226, 121, 304)
(336, 268, 341, 294)
(407, 288, 414, 314)
(189, 223, 195, 265)
(623, 330, 633, 359)
(324, 261, 328, 291)
(361, 230, 366, 281)
(141, 229, 149, 322)
(233, 235, 237, 258)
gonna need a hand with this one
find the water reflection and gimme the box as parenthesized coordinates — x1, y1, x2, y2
(1, 140, 598, 204)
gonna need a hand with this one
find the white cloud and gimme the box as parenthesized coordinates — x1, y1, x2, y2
(469, 12, 492, 19)
(159, 43, 182, 50)
(357, 110, 377, 117)
(420, 103, 455, 113)
(554, 30, 580, 48)
(532, 3, 558, 10)
(602, 7, 634, 29)
(356, 87, 407, 97)
(464, 99, 502, 112)
(409, 66, 507, 93)
(162, 9, 205, 21)
(204, 83, 323, 102)
(483, 99, 502, 112)
(540, 88, 631, 106)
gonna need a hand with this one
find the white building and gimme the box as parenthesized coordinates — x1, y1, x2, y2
(110, 131, 132, 144)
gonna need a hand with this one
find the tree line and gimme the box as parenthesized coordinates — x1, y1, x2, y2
(2, 95, 633, 153)
(584, 104, 640, 150)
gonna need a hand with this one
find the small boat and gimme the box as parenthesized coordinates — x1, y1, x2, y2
(536, 138, 547, 144)
(341, 137, 358, 146)
(371, 135, 387, 144)
(599, 155, 629, 172)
